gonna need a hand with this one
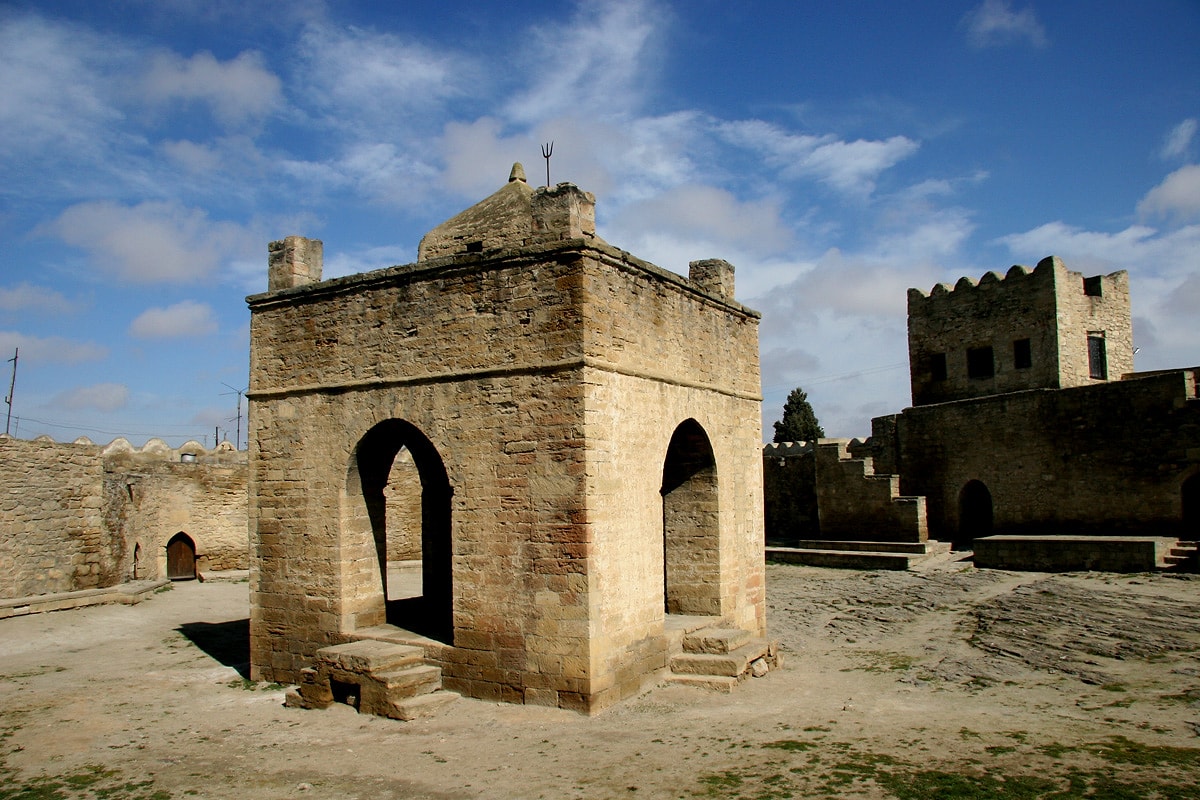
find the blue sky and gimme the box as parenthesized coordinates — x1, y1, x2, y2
(2, 0, 1198, 447)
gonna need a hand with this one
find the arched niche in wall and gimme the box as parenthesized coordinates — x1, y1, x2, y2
(661, 419, 720, 616)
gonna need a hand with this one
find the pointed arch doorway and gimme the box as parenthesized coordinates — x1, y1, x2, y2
(958, 480, 993, 547)
(166, 532, 196, 580)
(661, 419, 721, 616)
(345, 419, 453, 643)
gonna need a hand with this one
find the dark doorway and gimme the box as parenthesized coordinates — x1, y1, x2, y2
(352, 419, 453, 643)
(166, 532, 196, 580)
(1183, 473, 1200, 539)
(958, 480, 993, 547)
(661, 419, 720, 616)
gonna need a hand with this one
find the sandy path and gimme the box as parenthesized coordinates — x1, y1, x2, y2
(2, 559, 1199, 798)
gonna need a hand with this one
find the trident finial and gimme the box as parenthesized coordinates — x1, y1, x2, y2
(541, 141, 554, 187)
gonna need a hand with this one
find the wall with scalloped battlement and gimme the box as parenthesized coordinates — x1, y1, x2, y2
(0, 434, 247, 599)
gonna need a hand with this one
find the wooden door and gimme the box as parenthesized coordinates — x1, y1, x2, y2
(166, 533, 196, 580)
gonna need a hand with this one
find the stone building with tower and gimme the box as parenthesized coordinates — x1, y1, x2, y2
(247, 165, 775, 717)
(765, 256, 1199, 569)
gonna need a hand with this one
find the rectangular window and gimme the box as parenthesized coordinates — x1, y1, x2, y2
(1083, 276, 1103, 297)
(1013, 338, 1032, 369)
(967, 346, 994, 379)
(930, 353, 947, 382)
(1088, 333, 1107, 380)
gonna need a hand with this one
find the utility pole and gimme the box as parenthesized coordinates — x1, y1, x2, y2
(4, 348, 16, 436)
(221, 383, 246, 450)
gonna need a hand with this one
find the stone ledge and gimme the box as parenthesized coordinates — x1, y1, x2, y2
(0, 579, 171, 619)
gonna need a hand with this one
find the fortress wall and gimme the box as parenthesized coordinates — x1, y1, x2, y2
(0, 436, 109, 597)
(895, 369, 1200, 539)
(0, 435, 247, 600)
(762, 442, 817, 544)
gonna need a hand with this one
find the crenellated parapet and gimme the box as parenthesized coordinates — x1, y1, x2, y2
(763, 438, 868, 459)
(3, 433, 243, 465)
(908, 256, 1132, 406)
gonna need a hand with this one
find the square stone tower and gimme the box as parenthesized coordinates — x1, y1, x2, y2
(907, 255, 1132, 406)
(247, 164, 766, 713)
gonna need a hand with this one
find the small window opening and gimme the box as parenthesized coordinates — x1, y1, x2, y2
(1088, 332, 1107, 380)
(967, 346, 994, 379)
(1083, 276, 1103, 297)
(330, 679, 360, 710)
(1013, 338, 1032, 369)
(465, 240, 483, 253)
(929, 353, 947, 382)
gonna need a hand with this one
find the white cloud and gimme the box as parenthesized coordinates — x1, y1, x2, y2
(323, 244, 415, 280)
(129, 301, 218, 339)
(0, 331, 106, 364)
(141, 50, 282, 126)
(41, 200, 258, 283)
(0, 12, 127, 156)
(963, 0, 1048, 49)
(1161, 119, 1197, 160)
(160, 139, 223, 173)
(0, 284, 77, 314)
(610, 185, 793, 257)
(50, 382, 129, 413)
(505, 0, 662, 124)
(996, 220, 1200, 371)
(298, 21, 467, 132)
(716, 120, 919, 197)
(997, 220, 1200, 273)
(1137, 164, 1200, 222)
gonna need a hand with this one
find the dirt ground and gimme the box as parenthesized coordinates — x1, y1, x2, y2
(3, 555, 1200, 799)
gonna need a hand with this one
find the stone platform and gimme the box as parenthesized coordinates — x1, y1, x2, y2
(973, 536, 1197, 573)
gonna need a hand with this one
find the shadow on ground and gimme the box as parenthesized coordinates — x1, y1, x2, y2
(178, 619, 251, 678)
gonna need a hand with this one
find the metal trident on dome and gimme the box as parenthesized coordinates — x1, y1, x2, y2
(541, 141, 554, 187)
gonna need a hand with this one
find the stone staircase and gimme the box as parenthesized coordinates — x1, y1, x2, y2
(665, 623, 782, 692)
(285, 639, 458, 721)
(767, 539, 952, 570)
(1160, 540, 1199, 572)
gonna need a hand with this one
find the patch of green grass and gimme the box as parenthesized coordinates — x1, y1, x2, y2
(0, 763, 169, 800)
(153, 583, 173, 594)
(224, 678, 285, 691)
(690, 734, 1200, 800)
(1088, 736, 1200, 768)
(1038, 743, 1076, 759)
(851, 650, 917, 672)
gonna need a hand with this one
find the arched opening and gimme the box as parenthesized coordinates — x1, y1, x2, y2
(1183, 473, 1200, 539)
(958, 480, 993, 547)
(347, 419, 453, 643)
(165, 532, 196, 581)
(661, 419, 720, 616)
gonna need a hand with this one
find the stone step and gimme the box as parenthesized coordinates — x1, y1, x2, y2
(315, 640, 425, 674)
(374, 663, 443, 696)
(670, 640, 771, 678)
(767, 547, 912, 570)
(789, 540, 938, 555)
(391, 690, 460, 721)
(664, 673, 740, 693)
(683, 627, 751, 655)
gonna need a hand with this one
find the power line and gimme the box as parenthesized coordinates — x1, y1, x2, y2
(762, 361, 907, 395)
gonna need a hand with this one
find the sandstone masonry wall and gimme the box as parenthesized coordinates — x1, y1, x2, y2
(248, 231, 765, 713)
(908, 256, 1132, 406)
(0, 435, 248, 599)
(891, 369, 1200, 540)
